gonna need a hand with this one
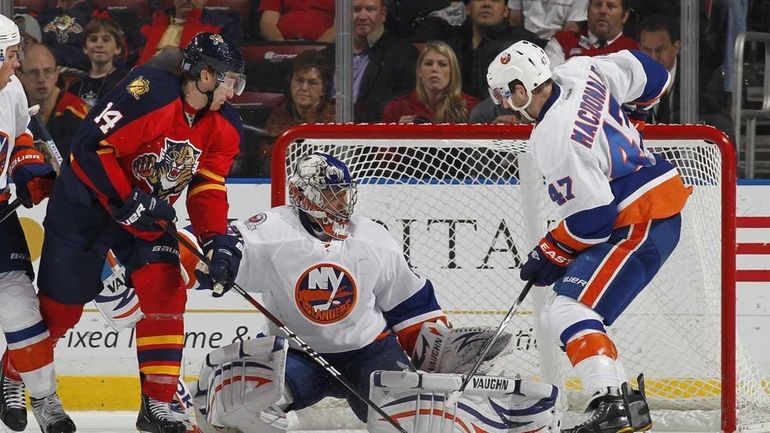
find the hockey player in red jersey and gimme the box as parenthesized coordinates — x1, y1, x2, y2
(18, 32, 246, 433)
(0, 14, 76, 433)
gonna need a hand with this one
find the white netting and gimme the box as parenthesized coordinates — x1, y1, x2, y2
(272, 126, 770, 432)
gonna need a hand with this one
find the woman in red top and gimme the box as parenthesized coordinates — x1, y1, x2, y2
(259, 0, 336, 42)
(382, 40, 478, 124)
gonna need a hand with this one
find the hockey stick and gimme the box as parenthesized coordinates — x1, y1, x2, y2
(164, 224, 409, 433)
(445, 279, 535, 406)
(0, 198, 23, 225)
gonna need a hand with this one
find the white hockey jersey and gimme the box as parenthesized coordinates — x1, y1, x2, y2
(531, 50, 690, 251)
(232, 206, 445, 354)
(0, 75, 33, 194)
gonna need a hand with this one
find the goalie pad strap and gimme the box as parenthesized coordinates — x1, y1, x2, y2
(369, 371, 561, 433)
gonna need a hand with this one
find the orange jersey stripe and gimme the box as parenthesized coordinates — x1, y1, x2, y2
(551, 221, 597, 252)
(615, 176, 690, 229)
(9, 339, 53, 373)
(578, 222, 650, 308)
(565, 332, 618, 366)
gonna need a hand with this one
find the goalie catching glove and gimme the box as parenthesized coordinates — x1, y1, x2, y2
(195, 233, 244, 297)
(520, 232, 576, 286)
(411, 321, 513, 374)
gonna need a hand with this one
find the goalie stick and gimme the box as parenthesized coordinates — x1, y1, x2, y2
(446, 279, 535, 406)
(163, 222, 409, 433)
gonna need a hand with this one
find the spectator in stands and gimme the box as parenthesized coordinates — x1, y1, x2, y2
(507, 0, 588, 40)
(637, 14, 733, 137)
(468, 97, 519, 123)
(383, 40, 478, 123)
(545, 0, 637, 68)
(447, 0, 542, 100)
(242, 50, 335, 177)
(37, 0, 104, 73)
(14, 14, 42, 46)
(137, 0, 242, 65)
(51, 18, 126, 156)
(259, 0, 336, 42)
(18, 44, 61, 127)
(397, 0, 467, 42)
(345, 0, 418, 122)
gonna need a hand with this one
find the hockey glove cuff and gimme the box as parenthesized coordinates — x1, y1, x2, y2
(195, 234, 244, 297)
(113, 187, 176, 236)
(520, 233, 576, 286)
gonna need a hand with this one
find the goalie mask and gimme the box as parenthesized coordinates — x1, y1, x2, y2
(289, 153, 357, 240)
(487, 40, 550, 122)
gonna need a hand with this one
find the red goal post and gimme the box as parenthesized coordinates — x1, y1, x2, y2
(269, 123, 751, 432)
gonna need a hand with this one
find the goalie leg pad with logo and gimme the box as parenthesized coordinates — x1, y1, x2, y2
(192, 336, 291, 433)
(411, 321, 513, 374)
(93, 255, 144, 332)
(368, 370, 561, 433)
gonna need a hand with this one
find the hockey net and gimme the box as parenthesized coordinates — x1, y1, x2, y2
(270, 123, 769, 432)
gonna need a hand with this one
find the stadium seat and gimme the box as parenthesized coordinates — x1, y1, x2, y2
(242, 42, 331, 93)
(204, 0, 254, 41)
(13, 0, 50, 15)
(232, 91, 285, 129)
(92, 0, 150, 17)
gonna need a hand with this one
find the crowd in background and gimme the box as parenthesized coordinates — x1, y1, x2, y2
(8, 0, 769, 178)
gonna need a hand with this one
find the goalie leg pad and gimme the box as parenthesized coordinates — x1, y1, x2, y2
(195, 336, 291, 433)
(369, 370, 561, 433)
(93, 255, 143, 332)
(412, 321, 512, 374)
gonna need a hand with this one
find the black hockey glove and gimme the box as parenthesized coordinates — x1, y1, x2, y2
(520, 233, 576, 286)
(113, 187, 176, 234)
(196, 234, 244, 297)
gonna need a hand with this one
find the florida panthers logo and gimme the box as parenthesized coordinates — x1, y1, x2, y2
(132, 138, 202, 200)
(43, 15, 83, 44)
(294, 263, 357, 324)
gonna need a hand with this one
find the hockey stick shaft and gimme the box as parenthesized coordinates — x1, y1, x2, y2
(167, 226, 408, 433)
(0, 198, 23, 225)
(447, 279, 535, 405)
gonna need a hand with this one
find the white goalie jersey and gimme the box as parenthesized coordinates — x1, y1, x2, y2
(232, 206, 445, 354)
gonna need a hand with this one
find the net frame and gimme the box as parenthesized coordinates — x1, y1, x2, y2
(269, 123, 739, 432)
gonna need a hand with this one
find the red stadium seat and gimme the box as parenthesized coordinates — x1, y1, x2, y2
(13, 0, 51, 15)
(92, 0, 150, 17)
(231, 91, 285, 108)
(242, 42, 331, 93)
(204, 0, 250, 18)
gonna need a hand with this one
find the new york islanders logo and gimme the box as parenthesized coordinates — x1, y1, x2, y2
(294, 263, 357, 324)
(132, 138, 202, 200)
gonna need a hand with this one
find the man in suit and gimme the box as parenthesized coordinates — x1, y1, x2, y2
(638, 14, 732, 138)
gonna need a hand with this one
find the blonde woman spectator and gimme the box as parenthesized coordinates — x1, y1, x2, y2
(382, 40, 478, 123)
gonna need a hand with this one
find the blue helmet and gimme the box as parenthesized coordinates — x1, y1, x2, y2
(289, 153, 358, 240)
(182, 32, 246, 95)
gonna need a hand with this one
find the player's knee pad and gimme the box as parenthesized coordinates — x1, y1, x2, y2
(411, 321, 512, 374)
(38, 293, 84, 340)
(132, 262, 186, 314)
(193, 336, 291, 433)
(538, 293, 606, 348)
(369, 370, 561, 433)
(0, 271, 42, 331)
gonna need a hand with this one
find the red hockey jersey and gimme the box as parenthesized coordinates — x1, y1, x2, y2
(66, 66, 243, 241)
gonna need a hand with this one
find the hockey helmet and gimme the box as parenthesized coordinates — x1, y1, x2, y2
(0, 14, 21, 69)
(182, 32, 246, 95)
(288, 153, 358, 240)
(487, 40, 551, 121)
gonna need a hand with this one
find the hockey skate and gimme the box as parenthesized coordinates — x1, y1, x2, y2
(30, 393, 76, 433)
(0, 361, 26, 431)
(136, 394, 187, 433)
(562, 387, 633, 433)
(625, 374, 652, 432)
